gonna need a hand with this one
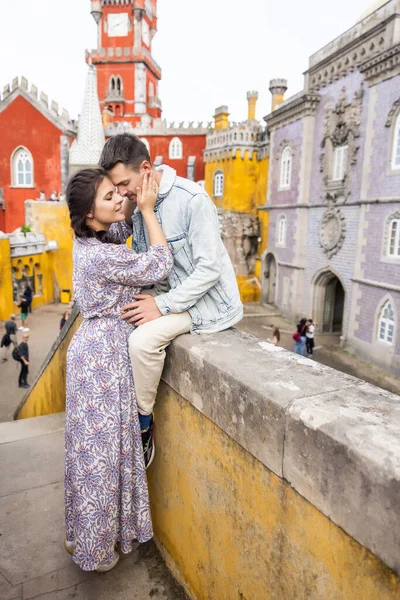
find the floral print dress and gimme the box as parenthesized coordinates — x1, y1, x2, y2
(65, 222, 173, 571)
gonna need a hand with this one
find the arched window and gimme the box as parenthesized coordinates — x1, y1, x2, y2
(116, 76, 122, 95)
(213, 171, 224, 198)
(169, 137, 183, 159)
(12, 147, 33, 187)
(391, 113, 400, 170)
(378, 300, 395, 344)
(110, 76, 115, 91)
(277, 215, 287, 247)
(139, 137, 150, 154)
(332, 145, 348, 181)
(387, 217, 400, 257)
(280, 146, 292, 189)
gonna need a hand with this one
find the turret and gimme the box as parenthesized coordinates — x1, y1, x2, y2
(247, 91, 258, 120)
(269, 79, 287, 111)
(214, 106, 230, 130)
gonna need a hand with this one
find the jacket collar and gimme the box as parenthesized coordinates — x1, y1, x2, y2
(156, 164, 176, 201)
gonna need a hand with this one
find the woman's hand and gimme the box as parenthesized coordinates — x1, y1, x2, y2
(136, 172, 158, 214)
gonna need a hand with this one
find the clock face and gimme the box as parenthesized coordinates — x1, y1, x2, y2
(108, 13, 129, 37)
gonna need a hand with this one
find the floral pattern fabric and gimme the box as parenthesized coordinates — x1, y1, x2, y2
(65, 222, 173, 571)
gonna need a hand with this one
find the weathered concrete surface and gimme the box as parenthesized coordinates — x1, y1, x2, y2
(0, 414, 187, 600)
(162, 328, 400, 576)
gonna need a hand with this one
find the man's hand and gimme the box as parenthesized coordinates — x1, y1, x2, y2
(121, 294, 162, 326)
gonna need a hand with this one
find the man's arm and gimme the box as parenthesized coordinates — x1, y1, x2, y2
(155, 193, 222, 315)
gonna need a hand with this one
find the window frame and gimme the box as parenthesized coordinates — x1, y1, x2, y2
(276, 215, 287, 247)
(169, 137, 183, 160)
(332, 145, 348, 181)
(391, 113, 400, 171)
(213, 171, 224, 198)
(11, 146, 34, 188)
(387, 218, 400, 257)
(377, 300, 396, 345)
(279, 146, 292, 190)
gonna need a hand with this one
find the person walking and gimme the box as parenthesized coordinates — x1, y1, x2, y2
(17, 331, 30, 388)
(294, 318, 307, 355)
(306, 319, 315, 357)
(24, 284, 33, 313)
(17, 296, 29, 329)
(1, 314, 18, 362)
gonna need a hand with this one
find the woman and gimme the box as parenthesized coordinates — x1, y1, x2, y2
(60, 311, 70, 330)
(64, 168, 172, 573)
(294, 318, 307, 356)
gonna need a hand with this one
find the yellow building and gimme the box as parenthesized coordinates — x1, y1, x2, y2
(204, 92, 269, 302)
(0, 200, 73, 321)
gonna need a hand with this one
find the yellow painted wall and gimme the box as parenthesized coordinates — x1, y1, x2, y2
(205, 150, 269, 302)
(26, 201, 73, 296)
(11, 251, 55, 312)
(15, 309, 81, 420)
(0, 237, 14, 321)
(149, 384, 400, 600)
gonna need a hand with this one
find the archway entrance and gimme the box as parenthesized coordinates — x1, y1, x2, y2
(313, 270, 345, 333)
(262, 253, 277, 305)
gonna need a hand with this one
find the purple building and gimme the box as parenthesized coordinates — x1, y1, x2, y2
(261, 0, 400, 375)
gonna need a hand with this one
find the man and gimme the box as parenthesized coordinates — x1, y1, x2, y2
(18, 331, 30, 389)
(24, 284, 33, 313)
(1, 314, 17, 363)
(100, 134, 243, 466)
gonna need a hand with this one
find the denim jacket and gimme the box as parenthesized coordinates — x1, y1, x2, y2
(131, 165, 243, 334)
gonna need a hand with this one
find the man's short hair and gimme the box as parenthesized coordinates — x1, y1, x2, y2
(99, 133, 151, 172)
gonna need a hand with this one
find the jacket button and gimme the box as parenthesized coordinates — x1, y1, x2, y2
(165, 308, 170, 314)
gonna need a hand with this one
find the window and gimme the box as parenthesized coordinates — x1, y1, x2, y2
(392, 114, 400, 170)
(388, 218, 400, 257)
(139, 137, 150, 154)
(378, 301, 395, 344)
(169, 137, 182, 159)
(213, 171, 224, 198)
(280, 146, 292, 189)
(332, 145, 348, 181)
(277, 215, 287, 247)
(12, 147, 33, 187)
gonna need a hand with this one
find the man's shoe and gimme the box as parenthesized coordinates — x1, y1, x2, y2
(21, 384, 30, 389)
(142, 415, 155, 469)
(96, 550, 120, 572)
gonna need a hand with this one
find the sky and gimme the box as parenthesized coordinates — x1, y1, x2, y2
(0, 0, 378, 123)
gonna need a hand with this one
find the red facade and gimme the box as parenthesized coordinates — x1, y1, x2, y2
(145, 135, 206, 181)
(0, 94, 68, 233)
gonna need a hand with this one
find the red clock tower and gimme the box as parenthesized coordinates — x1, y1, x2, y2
(87, 0, 162, 128)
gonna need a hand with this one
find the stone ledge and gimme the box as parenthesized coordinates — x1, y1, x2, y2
(163, 328, 400, 575)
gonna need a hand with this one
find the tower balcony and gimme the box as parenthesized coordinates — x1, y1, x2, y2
(86, 47, 162, 80)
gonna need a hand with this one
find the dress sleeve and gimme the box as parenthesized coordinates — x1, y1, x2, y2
(102, 244, 173, 287)
(106, 221, 133, 244)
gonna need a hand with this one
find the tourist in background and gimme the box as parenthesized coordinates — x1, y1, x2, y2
(17, 296, 29, 330)
(294, 318, 307, 355)
(60, 311, 70, 330)
(1, 314, 18, 363)
(267, 325, 280, 346)
(17, 331, 30, 389)
(306, 319, 315, 357)
(24, 284, 33, 313)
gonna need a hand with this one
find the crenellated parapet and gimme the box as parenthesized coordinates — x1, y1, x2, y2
(204, 120, 267, 163)
(105, 118, 211, 137)
(0, 76, 76, 135)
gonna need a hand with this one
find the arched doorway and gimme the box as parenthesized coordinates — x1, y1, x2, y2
(262, 253, 277, 305)
(312, 270, 345, 333)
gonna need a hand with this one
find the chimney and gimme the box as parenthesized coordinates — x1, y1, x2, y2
(213, 105, 230, 130)
(247, 91, 258, 120)
(269, 79, 288, 111)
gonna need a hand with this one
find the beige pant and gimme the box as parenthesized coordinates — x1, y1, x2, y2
(128, 311, 192, 415)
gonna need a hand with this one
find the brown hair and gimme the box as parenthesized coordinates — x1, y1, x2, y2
(99, 133, 151, 172)
(66, 168, 107, 240)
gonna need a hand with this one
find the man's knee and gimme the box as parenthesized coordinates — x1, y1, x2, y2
(128, 326, 160, 357)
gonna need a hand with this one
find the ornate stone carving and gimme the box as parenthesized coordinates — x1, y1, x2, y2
(264, 93, 320, 131)
(320, 85, 364, 203)
(359, 43, 400, 87)
(319, 208, 346, 258)
(218, 211, 260, 277)
(385, 96, 400, 128)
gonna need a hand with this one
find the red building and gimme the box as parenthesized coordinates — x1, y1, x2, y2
(0, 78, 75, 232)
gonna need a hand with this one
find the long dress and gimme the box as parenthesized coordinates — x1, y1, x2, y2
(65, 222, 173, 571)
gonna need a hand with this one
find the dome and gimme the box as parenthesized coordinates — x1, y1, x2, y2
(358, 0, 391, 22)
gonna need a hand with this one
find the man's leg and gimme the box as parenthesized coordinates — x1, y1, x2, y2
(18, 364, 24, 387)
(129, 312, 192, 416)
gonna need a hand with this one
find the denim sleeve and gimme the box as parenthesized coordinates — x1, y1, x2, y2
(155, 193, 222, 314)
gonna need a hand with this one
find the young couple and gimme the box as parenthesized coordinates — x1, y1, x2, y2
(64, 133, 243, 572)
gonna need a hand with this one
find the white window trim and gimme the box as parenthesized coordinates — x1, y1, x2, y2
(279, 146, 292, 189)
(139, 137, 150, 154)
(377, 300, 396, 345)
(213, 171, 224, 198)
(169, 137, 183, 160)
(391, 113, 400, 171)
(332, 145, 348, 181)
(387, 218, 400, 257)
(276, 215, 287, 247)
(11, 146, 34, 188)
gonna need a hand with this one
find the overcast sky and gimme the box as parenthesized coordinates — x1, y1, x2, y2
(1, 0, 375, 123)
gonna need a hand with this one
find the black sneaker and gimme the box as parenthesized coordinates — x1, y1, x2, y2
(141, 415, 155, 469)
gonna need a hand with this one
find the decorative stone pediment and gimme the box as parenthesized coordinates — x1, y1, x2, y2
(320, 85, 364, 203)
